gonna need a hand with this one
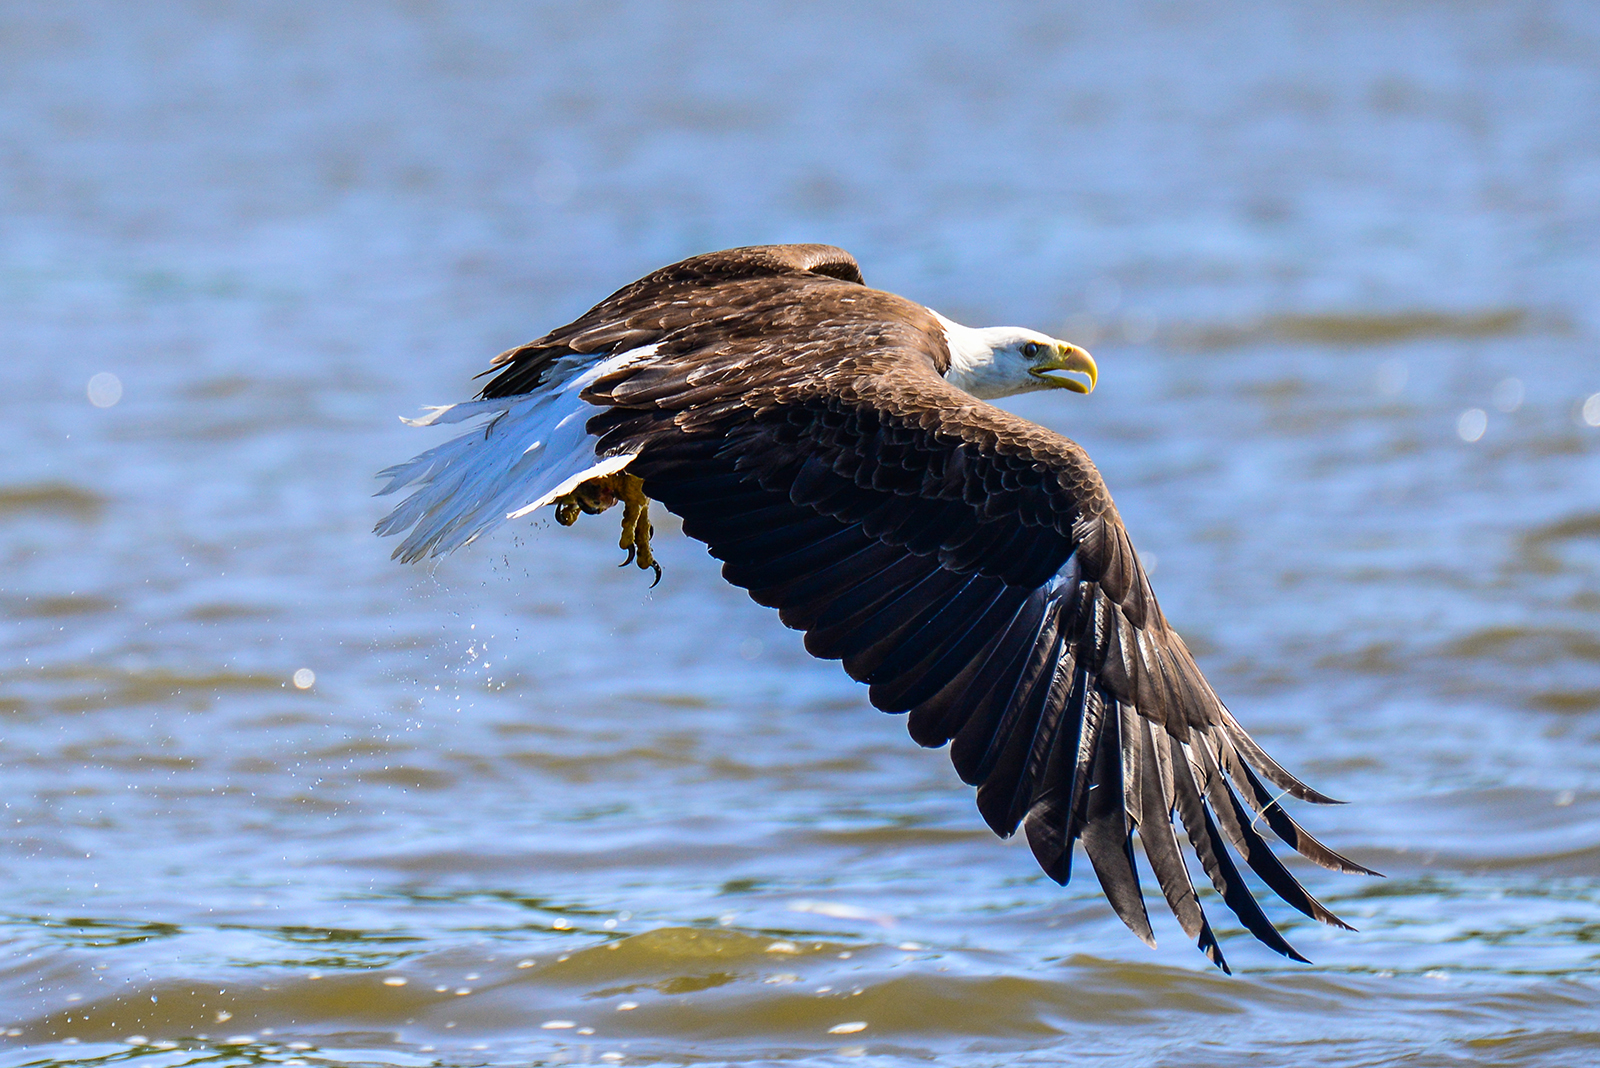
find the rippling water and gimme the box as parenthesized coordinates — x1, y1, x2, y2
(4, 3, 1600, 1066)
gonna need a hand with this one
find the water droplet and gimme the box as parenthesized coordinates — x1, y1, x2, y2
(292, 668, 315, 690)
(1456, 408, 1487, 442)
(828, 1021, 868, 1034)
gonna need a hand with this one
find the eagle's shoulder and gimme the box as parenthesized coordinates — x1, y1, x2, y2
(480, 245, 870, 399)
(655, 243, 866, 287)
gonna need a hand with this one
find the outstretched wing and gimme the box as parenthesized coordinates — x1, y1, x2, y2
(557, 273, 1375, 970)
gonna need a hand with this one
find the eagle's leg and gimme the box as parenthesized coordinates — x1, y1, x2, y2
(549, 473, 661, 586)
(616, 478, 660, 586)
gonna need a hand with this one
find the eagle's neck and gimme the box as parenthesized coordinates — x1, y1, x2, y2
(932, 312, 1024, 400)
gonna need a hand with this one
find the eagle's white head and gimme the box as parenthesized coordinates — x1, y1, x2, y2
(933, 312, 1098, 401)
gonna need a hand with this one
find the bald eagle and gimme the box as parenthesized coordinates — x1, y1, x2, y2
(377, 244, 1374, 970)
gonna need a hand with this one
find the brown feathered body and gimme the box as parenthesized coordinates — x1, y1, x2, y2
(379, 244, 1375, 970)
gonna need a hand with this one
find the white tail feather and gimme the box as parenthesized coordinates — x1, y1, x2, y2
(376, 346, 656, 562)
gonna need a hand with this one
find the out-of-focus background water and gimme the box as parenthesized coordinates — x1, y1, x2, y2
(3, 2, 1599, 1066)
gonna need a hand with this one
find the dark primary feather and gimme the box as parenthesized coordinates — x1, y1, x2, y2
(482, 244, 1376, 966)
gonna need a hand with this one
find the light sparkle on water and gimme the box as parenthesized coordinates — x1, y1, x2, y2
(1582, 392, 1600, 427)
(86, 372, 122, 408)
(1375, 360, 1408, 397)
(1491, 377, 1524, 412)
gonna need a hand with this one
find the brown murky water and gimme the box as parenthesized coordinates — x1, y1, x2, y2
(3, 3, 1599, 1065)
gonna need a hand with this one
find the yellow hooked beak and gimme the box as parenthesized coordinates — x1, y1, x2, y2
(1029, 343, 1098, 394)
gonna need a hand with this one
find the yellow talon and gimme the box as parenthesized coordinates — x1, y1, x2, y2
(549, 472, 661, 585)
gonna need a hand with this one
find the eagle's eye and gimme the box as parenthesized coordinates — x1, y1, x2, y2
(1020, 341, 1042, 359)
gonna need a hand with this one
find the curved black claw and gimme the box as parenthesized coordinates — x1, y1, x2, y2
(621, 542, 638, 567)
(648, 561, 662, 589)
